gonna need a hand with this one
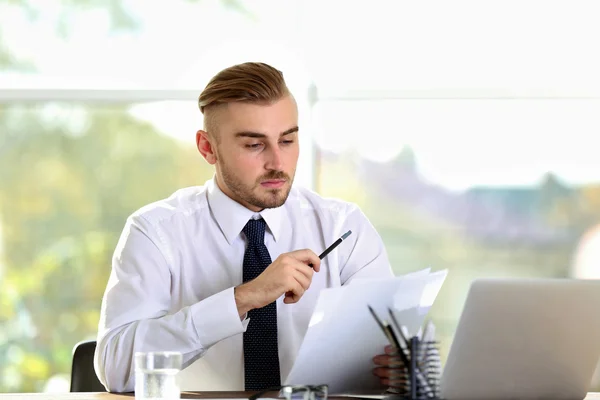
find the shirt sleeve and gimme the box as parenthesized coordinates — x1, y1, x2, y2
(94, 214, 247, 393)
(338, 205, 395, 284)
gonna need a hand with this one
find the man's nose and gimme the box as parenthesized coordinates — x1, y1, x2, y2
(265, 147, 283, 171)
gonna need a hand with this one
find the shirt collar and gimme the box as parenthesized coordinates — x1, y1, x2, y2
(206, 177, 284, 245)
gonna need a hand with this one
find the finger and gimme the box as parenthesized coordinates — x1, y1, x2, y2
(385, 345, 397, 354)
(292, 249, 321, 272)
(381, 378, 408, 388)
(295, 260, 315, 280)
(372, 367, 407, 378)
(293, 268, 312, 290)
(373, 354, 404, 367)
(310, 258, 321, 272)
(284, 281, 305, 304)
(284, 291, 295, 304)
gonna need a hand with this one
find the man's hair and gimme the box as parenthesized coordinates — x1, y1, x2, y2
(198, 62, 290, 116)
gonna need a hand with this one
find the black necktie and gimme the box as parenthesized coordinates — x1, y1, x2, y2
(242, 218, 281, 390)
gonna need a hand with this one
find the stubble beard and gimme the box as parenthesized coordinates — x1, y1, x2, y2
(218, 159, 294, 210)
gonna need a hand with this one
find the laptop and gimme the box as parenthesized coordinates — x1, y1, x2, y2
(440, 278, 600, 400)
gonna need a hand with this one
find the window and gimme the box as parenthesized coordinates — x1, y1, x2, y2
(313, 98, 600, 359)
(0, 100, 204, 391)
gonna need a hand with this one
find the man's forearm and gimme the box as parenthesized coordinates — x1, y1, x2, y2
(96, 287, 247, 392)
(96, 313, 204, 392)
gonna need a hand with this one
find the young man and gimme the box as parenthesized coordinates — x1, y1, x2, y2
(94, 62, 399, 392)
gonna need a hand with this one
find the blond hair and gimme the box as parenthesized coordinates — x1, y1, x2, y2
(198, 62, 290, 114)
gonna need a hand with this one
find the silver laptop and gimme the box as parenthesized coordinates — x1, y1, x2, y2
(440, 278, 600, 400)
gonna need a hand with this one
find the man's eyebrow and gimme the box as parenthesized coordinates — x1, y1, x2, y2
(234, 126, 299, 138)
(281, 126, 299, 136)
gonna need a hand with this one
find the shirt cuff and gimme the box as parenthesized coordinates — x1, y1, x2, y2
(191, 287, 247, 349)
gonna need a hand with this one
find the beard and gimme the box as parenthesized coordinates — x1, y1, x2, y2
(218, 158, 295, 210)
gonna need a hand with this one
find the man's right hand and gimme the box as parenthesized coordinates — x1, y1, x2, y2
(234, 249, 321, 317)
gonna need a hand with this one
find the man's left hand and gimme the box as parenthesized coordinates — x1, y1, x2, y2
(372, 345, 406, 388)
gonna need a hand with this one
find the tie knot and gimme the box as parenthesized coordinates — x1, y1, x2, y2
(243, 218, 267, 245)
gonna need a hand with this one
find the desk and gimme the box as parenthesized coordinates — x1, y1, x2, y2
(0, 394, 256, 400)
(0, 393, 262, 400)
(0, 394, 599, 400)
(0, 393, 233, 399)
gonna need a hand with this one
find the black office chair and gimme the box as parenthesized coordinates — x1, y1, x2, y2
(70, 340, 107, 392)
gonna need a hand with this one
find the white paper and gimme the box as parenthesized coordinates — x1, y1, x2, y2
(392, 269, 448, 336)
(284, 269, 447, 394)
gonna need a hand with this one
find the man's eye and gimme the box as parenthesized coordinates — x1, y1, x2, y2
(245, 143, 263, 149)
(281, 140, 294, 145)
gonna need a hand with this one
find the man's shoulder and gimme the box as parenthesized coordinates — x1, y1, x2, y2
(290, 185, 360, 216)
(130, 185, 209, 225)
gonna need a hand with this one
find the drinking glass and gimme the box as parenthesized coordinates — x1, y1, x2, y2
(135, 351, 182, 400)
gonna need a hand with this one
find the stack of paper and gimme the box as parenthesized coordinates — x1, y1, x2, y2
(284, 269, 447, 394)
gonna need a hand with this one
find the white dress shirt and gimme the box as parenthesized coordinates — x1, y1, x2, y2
(94, 178, 393, 392)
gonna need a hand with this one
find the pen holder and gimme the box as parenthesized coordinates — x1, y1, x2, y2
(386, 337, 441, 400)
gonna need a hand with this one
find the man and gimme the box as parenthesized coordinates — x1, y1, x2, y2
(94, 62, 399, 392)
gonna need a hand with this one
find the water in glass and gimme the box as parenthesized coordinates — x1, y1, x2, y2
(135, 367, 180, 400)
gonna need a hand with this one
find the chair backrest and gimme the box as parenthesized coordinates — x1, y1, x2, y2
(70, 340, 106, 392)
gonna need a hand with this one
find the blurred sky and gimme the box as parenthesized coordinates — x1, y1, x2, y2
(1, 0, 600, 191)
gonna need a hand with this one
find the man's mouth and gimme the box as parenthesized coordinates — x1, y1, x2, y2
(260, 179, 286, 189)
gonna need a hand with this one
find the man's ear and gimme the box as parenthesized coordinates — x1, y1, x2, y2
(196, 130, 217, 165)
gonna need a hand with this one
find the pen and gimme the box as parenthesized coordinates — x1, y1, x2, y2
(368, 305, 403, 350)
(308, 230, 352, 268)
(388, 307, 408, 351)
(319, 230, 352, 259)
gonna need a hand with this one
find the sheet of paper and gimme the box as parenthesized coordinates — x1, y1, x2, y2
(349, 267, 431, 286)
(284, 270, 447, 394)
(392, 269, 448, 336)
